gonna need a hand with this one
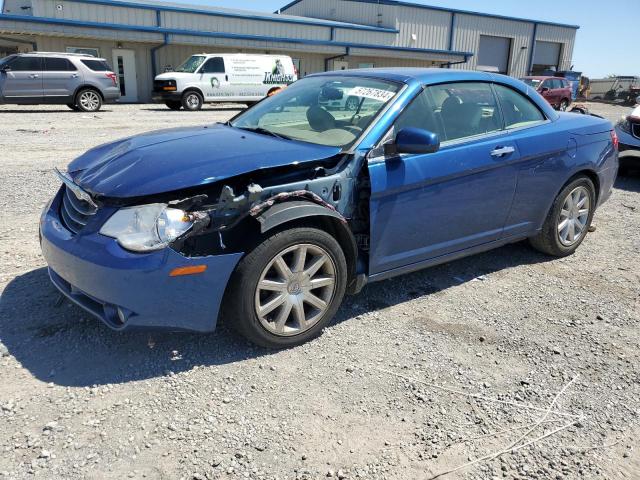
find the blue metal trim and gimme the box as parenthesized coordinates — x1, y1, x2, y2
(69, 0, 400, 33)
(0, 14, 474, 57)
(448, 12, 456, 51)
(279, 0, 580, 30)
(155, 9, 161, 27)
(527, 23, 538, 75)
(150, 32, 169, 77)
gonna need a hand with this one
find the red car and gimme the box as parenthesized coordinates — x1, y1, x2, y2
(521, 76, 572, 111)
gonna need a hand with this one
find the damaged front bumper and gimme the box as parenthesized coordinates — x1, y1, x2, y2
(40, 189, 243, 332)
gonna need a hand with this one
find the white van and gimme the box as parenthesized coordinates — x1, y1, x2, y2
(152, 54, 298, 111)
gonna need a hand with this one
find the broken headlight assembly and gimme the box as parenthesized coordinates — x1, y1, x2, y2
(99, 203, 194, 252)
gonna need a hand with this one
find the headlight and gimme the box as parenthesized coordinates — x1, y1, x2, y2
(99, 203, 194, 252)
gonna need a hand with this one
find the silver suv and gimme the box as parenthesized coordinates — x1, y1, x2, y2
(0, 52, 120, 112)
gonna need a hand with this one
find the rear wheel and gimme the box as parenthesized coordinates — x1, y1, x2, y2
(529, 176, 596, 257)
(181, 90, 203, 111)
(75, 89, 102, 112)
(559, 99, 569, 111)
(165, 100, 182, 110)
(224, 227, 348, 348)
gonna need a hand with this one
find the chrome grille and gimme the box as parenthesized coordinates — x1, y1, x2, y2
(60, 185, 97, 234)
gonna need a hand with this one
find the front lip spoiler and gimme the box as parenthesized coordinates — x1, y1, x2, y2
(54, 168, 98, 210)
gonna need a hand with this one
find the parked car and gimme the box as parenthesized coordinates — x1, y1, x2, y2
(152, 53, 298, 111)
(615, 96, 640, 171)
(40, 69, 618, 348)
(520, 76, 572, 111)
(0, 52, 119, 112)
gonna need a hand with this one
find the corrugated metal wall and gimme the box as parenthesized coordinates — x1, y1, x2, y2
(34, 0, 156, 26)
(451, 14, 533, 76)
(284, 0, 578, 77)
(161, 11, 330, 41)
(536, 24, 575, 71)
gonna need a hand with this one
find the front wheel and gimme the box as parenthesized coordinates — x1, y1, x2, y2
(529, 176, 596, 257)
(224, 227, 348, 348)
(559, 99, 569, 111)
(181, 91, 203, 111)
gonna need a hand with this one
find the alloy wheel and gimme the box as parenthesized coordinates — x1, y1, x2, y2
(254, 243, 337, 336)
(557, 186, 590, 246)
(79, 91, 100, 111)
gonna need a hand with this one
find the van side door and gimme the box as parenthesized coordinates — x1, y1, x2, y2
(1, 56, 43, 102)
(198, 57, 230, 101)
(42, 57, 82, 102)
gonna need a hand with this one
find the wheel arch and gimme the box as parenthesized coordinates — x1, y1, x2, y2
(254, 201, 359, 287)
(182, 86, 204, 98)
(74, 85, 104, 101)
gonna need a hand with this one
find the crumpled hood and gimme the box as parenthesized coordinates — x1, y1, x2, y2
(67, 124, 341, 198)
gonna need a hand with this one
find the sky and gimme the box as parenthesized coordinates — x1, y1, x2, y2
(0, 0, 635, 77)
(164, 0, 637, 78)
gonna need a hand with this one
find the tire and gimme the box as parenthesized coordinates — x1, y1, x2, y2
(224, 227, 348, 349)
(529, 176, 596, 257)
(559, 99, 569, 111)
(165, 101, 182, 110)
(345, 96, 360, 111)
(66, 103, 80, 111)
(181, 90, 203, 111)
(75, 88, 102, 112)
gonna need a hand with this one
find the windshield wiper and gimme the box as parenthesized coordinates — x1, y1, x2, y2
(233, 126, 292, 140)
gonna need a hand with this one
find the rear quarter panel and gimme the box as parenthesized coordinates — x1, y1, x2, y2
(504, 113, 617, 235)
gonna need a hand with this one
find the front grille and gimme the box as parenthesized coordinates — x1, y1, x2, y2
(60, 185, 97, 234)
(632, 122, 640, 140)
(153, 79, 176, 92)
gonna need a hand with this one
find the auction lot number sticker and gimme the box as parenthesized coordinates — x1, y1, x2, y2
(348, 87, 395, 102)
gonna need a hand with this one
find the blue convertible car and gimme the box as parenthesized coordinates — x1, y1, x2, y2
(40, 69, 618, 347)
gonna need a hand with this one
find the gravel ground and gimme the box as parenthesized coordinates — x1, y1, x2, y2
(0, 102, 638, 480)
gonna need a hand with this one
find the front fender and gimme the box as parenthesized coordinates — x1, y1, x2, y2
(256, 200, 346, 234)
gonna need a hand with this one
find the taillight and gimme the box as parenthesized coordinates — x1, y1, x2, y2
(610, 130, 619, 150)
(105, 72, 117, 86)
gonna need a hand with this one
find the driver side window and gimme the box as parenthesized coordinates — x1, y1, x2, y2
(395, 82, 503, 143)
(200, 57, 225, 74)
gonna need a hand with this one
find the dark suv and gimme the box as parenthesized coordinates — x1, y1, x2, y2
(0, 52, 120, 112)
(521, 76, 572, 111)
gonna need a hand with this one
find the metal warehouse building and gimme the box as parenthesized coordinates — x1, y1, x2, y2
(0, 0, 579, 102)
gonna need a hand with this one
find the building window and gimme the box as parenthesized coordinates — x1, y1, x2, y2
(66, 47, 99, 57)
(358, 63, 375, 69)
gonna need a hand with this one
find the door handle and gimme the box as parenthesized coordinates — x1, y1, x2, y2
(225, 74, 228, 81)
(28, 74, 39, 79)
(71, 74, 79, 78)
(490, 146, 515, 157)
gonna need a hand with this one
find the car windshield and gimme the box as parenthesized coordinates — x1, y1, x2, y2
(174, 55, 206, 73)
(230, 75, 401, 148)
(521, 78, 543, 88)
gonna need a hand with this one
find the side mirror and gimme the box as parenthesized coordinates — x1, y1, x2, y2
(385, 127, 440, 156)
(540, 87, 550, 93)
(0, 66, 10, 73)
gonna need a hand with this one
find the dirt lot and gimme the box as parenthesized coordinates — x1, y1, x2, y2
(0, 102, 638, 480)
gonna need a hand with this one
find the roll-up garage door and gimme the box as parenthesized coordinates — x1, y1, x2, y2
(533, 41, 561, 72)
(477, 35, 511, 74)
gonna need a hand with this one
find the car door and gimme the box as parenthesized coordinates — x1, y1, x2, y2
(42, 57, 82, 102)
(0, 56, 43, 101)
(198, 57, 231, 101)
(368, 81, 520, 276)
